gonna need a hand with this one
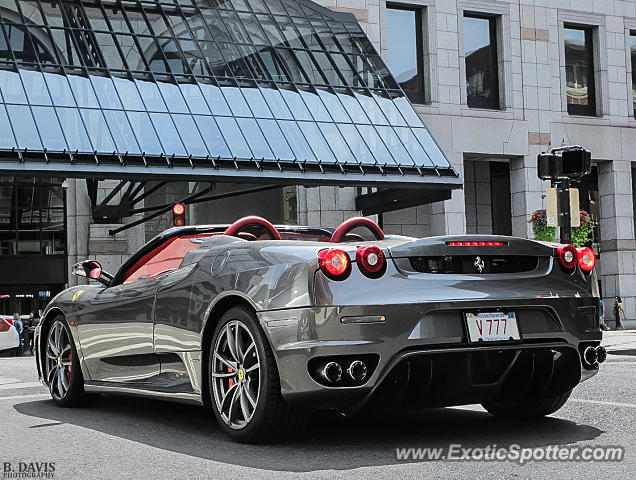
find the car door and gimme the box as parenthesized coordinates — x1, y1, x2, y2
(75, 273, 163, 383)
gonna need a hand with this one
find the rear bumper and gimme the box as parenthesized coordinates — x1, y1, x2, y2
(258, 297, 601, 411)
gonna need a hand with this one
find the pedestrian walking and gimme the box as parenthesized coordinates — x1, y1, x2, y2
(613, 296, 626, 330)
(13, 313, 23, 354)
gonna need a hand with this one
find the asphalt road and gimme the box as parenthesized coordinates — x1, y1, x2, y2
(0, 332, 634, 480)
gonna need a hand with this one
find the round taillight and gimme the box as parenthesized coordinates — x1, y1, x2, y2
(577, 247, 596, 272)
(557, 244, 578, 270)
(318, 249, 351, 280)
(172, 203, 186, 216)
(356, 246, 386, 277)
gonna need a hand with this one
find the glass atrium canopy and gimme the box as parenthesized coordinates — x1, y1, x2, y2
(0, 0, 460, 188)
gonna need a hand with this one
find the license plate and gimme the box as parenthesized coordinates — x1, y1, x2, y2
(465, 312, 521, 342)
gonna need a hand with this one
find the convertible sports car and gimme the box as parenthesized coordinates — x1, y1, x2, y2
(35, 215, 605, 443)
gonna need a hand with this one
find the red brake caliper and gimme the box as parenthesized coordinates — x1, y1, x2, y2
(66, 352, 72, 383)
(228, 367, 234, 388)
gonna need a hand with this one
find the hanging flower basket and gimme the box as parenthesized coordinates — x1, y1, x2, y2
(528, 209, 557, 242)
(572, 210, 595, 247)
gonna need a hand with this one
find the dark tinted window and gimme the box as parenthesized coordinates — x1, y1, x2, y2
(631, 33, 636, 118)
(464, 14, 499, 109)
(564, 26, 596, 116)
(386, 6, 425, 103)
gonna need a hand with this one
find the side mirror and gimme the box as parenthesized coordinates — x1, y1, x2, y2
(72, 260, 112, 286)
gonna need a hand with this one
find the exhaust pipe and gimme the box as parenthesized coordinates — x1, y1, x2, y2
(320, 361, 342, 383)
(583, 346, 598, 366)
(347, 360, 368, 381)
(596, 345, 607, 364)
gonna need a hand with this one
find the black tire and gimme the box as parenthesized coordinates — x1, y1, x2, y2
(208, 306, 308, 443)
(43, 315, 90, 407)
(482, 389, 572, 419)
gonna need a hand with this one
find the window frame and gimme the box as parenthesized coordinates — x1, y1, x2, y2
(463, 12, 500, 110)
(385, 3, 426, 104)
(630, 30, 636, 119)
(564, 24, 596, 117)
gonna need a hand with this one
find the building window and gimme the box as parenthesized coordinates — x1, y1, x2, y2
(564, 25, 596, 116)
(386, 5, 425, 103)
(463, 13, 499, 109)
(631, 32, 636, 118)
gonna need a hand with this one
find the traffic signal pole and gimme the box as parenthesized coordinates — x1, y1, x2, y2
(558, 179, 572, 244)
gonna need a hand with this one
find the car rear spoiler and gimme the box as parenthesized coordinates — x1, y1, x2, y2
(387, 236, 555, 258)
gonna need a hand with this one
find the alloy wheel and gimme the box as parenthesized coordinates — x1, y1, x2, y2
(211, 320, 261, 429)
(45, 321, 73, 401)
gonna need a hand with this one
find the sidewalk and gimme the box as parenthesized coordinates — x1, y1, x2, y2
(601, 329, 636, 354)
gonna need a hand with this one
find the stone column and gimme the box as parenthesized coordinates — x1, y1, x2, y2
(430, 152, 465, 236)
(510, 153, 545, 239)
(598, 160, 636, 322)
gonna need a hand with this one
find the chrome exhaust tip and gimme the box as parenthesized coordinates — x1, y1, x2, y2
(320, 361, 343, 383)
(347, 360, 368, 381)
(596, 346, 607, 364)
(583, 346, 598, 366)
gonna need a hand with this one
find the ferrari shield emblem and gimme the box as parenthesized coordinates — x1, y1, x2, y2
(72, 290, 84, 302)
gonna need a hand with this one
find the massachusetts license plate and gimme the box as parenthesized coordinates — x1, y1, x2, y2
(465, 312, 521, 342)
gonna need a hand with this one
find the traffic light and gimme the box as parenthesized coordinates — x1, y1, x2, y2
(172, 203, 186, 227)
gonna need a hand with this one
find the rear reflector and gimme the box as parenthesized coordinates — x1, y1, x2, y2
(318, 249, 351, 280)
(447, 241, 507, 246)
(577, 247, 596, 272)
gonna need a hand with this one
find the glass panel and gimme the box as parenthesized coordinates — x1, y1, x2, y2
(172, 114, 209, 157)
(386, 7, 423, 99)
(56, 107, 93, 152)
(237, 118, 273, 159)
(5, 105, 41, 149)
(241, 87, 273, 118)
(157, 81, 189, 113)
(375, 125, 413, 166)
(299, 89, 331, 121)
(66, 75, 99, 108)
(317, 123, 354, 163)
(395, 127, 433, 166)
(355, 124, 394, 165)
(316, 89, 349, 122)
(148, 113, 186, 155)
(394, 95, 424, 127)
(280, 88, 312, 121)
(214, 116, 252, 158)
(32, 107, 66, 151)
(410, 127, 446, 167)
(127, 111, 163, 154)
(257, 119, 294, 160)
(103, 110, 141, 153)
(179, 83, 211, 115)
(278, 120, 316, 161)
(565, 26, 594, 115)
(464, 15, 499, 109)
(199, 83, 232, 116)
(221, 86, 252, 117)
(260, 87, 292, 119)
(297, 122, 335, 163)
(336, 92, 370, 124)
(90, 75, 123, 109)
(135, 79, 167, 112)
(193, 116, 231, 158)
(79, 109, 116, 152)
(0, 105, 15, 148)
(21, 70, 51, 105)
(0, 70, 28, 104)
(43, 73, 76, 107)
(336, 123, 375, 164)
(113, 76, 144, 110)
(372, 93, 408, 126)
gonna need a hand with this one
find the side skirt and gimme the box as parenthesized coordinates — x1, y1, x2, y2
(84, 382, 204, 406)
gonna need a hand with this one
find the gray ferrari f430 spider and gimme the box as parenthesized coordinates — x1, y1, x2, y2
(35, 215, 604, 443)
